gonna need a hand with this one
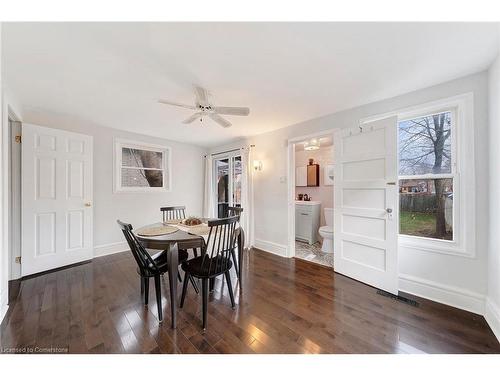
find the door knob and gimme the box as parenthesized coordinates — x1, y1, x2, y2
(84, 202, 92, 207)
(386, 208, 393, 213)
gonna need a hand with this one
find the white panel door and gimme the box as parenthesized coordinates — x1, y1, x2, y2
(334, 116, 398, 294)
(22, 124, 93, 276)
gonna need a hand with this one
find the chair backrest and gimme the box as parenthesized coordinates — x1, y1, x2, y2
(160, 206, 186, 221)
(227, 206, 243, 219)
(202, 215, 239, 271)
(117, 220, 158, 274)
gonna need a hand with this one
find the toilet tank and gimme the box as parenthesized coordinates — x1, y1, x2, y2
(324, 208, 334, 227)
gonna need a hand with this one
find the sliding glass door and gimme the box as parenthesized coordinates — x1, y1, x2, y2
(214, 153, 242, 218)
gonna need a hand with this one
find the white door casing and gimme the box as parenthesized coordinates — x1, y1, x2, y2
(22, 124, 93, 276)
(334, 116, 398, 294)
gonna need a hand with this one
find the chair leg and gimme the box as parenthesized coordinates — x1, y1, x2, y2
(225, 271, 236, 309)
(144, 277, 150, 305)
(140, 277, 144, 294)
(180, 272, 190, 308)
(189, 275, 200, 294)
(154, 275, 163, 322)
(178, 272, 182, 282)
(202, 278, 209, 330)
(231, 249, 240, 278)
(209, 277, 215, 292)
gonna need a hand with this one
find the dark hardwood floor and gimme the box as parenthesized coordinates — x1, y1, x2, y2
(1, 248, 499, 354)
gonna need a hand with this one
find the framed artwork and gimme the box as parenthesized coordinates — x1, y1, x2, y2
(324, 164, 334, 185)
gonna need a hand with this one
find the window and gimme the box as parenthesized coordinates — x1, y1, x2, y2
(392, 93, 475, 257)
(398, 111, 454, 241)
(114, 139, 171, 192)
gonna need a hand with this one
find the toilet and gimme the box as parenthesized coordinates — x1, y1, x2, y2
(318, 208, 334, 253)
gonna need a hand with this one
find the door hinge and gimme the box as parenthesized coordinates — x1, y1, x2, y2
(15, 256, 21, 264)
(15, 135, 22, 143)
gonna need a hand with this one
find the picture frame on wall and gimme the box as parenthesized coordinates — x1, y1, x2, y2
(324, 163, 334, 185)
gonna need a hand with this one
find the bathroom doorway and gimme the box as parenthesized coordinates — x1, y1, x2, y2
(287, 130, 335, 268)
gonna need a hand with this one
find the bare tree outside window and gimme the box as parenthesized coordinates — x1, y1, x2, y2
(398, 111, 453, 240)
(121, 147, 167, 188)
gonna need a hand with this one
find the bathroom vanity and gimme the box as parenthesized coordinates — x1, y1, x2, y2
(295, 201, 321, 244)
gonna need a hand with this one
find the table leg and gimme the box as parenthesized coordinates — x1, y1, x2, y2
(167, 243, 179, 329)
(238, 228, 245, 290)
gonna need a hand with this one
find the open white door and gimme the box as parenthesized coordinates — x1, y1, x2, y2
(22, 124, 93, 276)
(334, 116, 398, 294)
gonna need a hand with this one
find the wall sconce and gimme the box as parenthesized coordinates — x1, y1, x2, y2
(253, 160, 263, 171)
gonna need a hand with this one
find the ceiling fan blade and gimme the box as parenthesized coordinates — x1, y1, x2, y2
(182, 112, 203, 124)
(158, 99, 196, 110)
(209, 113, 232, 128)
(214, 106, 250, 116)
(194, 86, 209, 106)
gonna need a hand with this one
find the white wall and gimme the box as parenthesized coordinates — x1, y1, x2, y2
(295, 146, 334, 226)
(487, 40, 500, 339)
(19, 109, 207, 259)
(216, 72, 490, 315)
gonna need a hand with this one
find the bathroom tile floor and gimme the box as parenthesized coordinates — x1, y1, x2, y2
(295, 240, 334, 268)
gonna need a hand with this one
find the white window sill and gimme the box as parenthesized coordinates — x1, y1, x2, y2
(398, 234, 475, 258)
(114, 187, 170, 194)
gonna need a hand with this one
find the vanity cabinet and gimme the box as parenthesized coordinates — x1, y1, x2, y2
(295, 202, 321, 244)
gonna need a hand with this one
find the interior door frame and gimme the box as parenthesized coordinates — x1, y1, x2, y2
(5, 108, 23, 282)
(286, 129, 337, 259)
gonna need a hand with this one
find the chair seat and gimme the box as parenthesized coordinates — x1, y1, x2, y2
(137, 248, 189, 277)
(182, 255, 232, 278)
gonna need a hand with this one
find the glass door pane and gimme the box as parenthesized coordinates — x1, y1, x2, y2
(232, 156, 242, 208)
(216, 158, 229, 218)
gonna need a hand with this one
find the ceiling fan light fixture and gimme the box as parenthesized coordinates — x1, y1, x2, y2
(304, 139, 320, 151)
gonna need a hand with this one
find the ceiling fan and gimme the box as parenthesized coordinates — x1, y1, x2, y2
(158, 86, 250, 128)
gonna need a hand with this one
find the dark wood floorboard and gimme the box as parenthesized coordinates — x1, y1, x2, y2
(1, 248, 499, 354)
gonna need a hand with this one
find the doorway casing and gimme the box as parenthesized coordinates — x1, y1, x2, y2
(286, 129, 337, 259)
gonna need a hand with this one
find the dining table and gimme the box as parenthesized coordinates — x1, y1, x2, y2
(135, 219, 245, 328)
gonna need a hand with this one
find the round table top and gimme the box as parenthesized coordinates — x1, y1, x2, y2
(135, 222, 205, 249)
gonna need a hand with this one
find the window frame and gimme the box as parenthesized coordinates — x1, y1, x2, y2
(113, 138, 172, 193)
(361, 93, 476, 258)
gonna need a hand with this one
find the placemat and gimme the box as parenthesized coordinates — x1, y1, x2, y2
(186, 225, 211, 237)
(137, 225, 179, 237)
(176, 222, 205, 229)
(164, 219, 182, 225)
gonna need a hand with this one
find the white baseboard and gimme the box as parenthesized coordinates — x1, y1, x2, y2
(94, 241, 128, 258)
(399, 273, 485, 315)
(485, 297, 500, 342)
(254, 239, 287, 257)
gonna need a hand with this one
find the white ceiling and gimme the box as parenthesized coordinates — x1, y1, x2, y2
(3, 22, 499, 147)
